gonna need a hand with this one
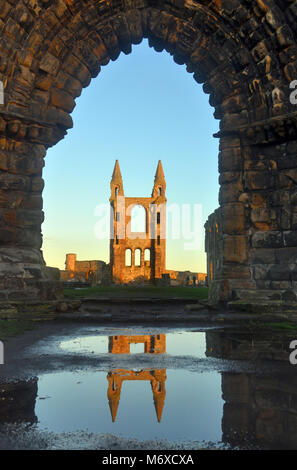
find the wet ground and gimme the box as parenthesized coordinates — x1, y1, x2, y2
(0, 320, 297, 450)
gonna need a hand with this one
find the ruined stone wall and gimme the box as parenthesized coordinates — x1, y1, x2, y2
(65, 253, 76, 272)
(206, 138, 297, 305)
(61, 253, 109, 284)
(108, 334, 166, 354)
(165, 269, 207, 286)
(245, 141, 297, 298)
(221, 372, 297, 449)
(110, 195, 166, 284)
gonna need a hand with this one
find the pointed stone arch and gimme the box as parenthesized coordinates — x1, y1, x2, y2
(0, 1, 297, 308)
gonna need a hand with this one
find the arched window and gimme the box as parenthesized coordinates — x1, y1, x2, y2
(131, 205, 146, 232)
(135, 248, 141, 266)
(144, 248, 150, 266)
(115, 187, 118, 197)
(125, 249, 132, 267)
(158, 187, 162, 196)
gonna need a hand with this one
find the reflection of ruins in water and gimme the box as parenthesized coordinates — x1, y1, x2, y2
(220, 372, 297, 450)
(107, 334, 166, 423)
(108, 334, 166, 354)
(205, 329, 292, 362)
(206, 330, 297, 449)
(0, 379, 38, 425)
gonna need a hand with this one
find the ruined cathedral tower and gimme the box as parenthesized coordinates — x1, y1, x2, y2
(109, 160, 167, 284)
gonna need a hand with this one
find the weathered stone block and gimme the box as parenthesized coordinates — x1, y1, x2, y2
(19, 195, 42, 210)
(51, 88, 76, 113)
(0, 247, 43, 264)
(244, 171, 274, 190)
(221, 265, 251, 279)
(55, 70, 82, 98)
(219, 180, 243, 204)
(271, 281, 291, 290)
(250, 193, 267, 208)
(251, 208, 274, 230)
(268, 264, 291, 281)
(250, 248, 276, 264)
(62, 54, 91, 87)
(275, 247, 297, 264)
(284, 231, 297, 247)
(251, 231, 283, 248)
(39, 52, 59, 75)
(44, 266, 60, 281)
(31, 177, 44, 193)
(221, 203, 245, 234)
(219, 147, 242, 172)
(253, 265, 272, 281)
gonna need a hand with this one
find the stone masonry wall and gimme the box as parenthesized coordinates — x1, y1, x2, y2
(206, 138, 297, 305)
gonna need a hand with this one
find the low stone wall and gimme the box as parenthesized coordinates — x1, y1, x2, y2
(61, 257, 111, 285)
(165, 270, 207, 286)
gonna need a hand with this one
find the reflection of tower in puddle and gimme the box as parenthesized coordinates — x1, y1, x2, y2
(107, 334, 166, 423)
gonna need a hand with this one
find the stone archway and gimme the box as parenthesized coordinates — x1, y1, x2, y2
(0, 0, 297, 308)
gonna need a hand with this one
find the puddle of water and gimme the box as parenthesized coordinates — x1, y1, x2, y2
(2, 327, 297, 449)
(59, 331, 207, 358)
(60, 335, 107, 355)
(35, 369, 223, 443)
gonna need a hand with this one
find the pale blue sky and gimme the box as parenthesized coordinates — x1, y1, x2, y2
(42, 39, 219, 272)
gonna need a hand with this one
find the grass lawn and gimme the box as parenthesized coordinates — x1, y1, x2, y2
(63, 285, 209, 300)
(267, 322, 297, 331)
(0, 319, 35, 340)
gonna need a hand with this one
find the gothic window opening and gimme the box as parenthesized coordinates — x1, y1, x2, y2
(144, 248, 150, 265)
(131, 205, 146, 232)
(130, 343, 145, 354)
(125, 249, 132, 267)
(135, 248, 141, 266)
